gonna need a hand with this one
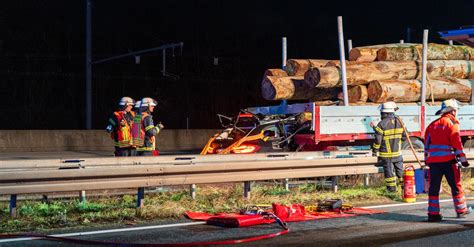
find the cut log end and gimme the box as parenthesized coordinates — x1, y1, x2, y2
(261, 77, 276, 100)
(304, 69, 321, 88)
(348, 49, 362, 61)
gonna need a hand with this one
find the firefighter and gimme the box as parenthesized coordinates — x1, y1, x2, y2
(129, 100, 141, 156)
(424, 99, 470, 222)
(105, 97, 135, 156)
(370, 101, 407, 193)
(135, 97, 164, 156)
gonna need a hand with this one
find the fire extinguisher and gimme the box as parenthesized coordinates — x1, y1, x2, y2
(403, 164, 416, 203)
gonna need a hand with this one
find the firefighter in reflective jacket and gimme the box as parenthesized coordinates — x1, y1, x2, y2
(370, 102, 407, 192)
(105, 97, 135, 156)
(135, 97, 164, 156)
(424, 99, 470, 222)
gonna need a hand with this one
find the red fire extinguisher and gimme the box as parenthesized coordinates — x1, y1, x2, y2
(403, 164, 416, 203)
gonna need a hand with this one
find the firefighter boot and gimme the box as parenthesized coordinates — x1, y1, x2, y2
(457, 207, 472, 218)
(428, 214, 443, 222)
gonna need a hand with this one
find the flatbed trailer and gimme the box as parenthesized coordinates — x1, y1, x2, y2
(247, 103, 474, 151)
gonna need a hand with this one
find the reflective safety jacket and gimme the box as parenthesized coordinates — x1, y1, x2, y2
(424, 113, 465, 164)
(372, 113, 407, 159)
(106, 111, 135, 148)
(136, 113, 161, 152)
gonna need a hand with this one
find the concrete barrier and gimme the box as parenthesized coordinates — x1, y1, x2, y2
(0, 129, 218, 152)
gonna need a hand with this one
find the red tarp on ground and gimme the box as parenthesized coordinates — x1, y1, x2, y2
(185, 204, 384, 227)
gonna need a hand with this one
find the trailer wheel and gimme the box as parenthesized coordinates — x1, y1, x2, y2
(402, 137, 424, 151)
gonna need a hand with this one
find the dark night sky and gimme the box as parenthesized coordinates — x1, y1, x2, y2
(0, 0, 473, 129)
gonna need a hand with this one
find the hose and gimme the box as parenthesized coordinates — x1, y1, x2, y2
(395, 116, 425, 169)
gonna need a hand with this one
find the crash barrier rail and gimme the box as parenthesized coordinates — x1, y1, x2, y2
(1, 151, 473, 217)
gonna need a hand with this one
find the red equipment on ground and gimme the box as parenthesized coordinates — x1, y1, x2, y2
(186, 202, 384, 227)
(403, 164, 416, 203)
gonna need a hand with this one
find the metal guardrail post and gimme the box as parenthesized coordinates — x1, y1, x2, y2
(284, 178, 289, 191)
(136, 187, 145, 214)
(331, 177, 338, 193)
(244, 181, 251, 200)
(79, 190, 87, 203)
(190, 184, 196, 199)
(10, 194, 17, 218)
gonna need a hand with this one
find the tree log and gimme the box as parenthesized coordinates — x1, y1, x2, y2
(325, 60, 361, 67)
(286, 59, 330, 76)
(262, 76, 308, 100)
(377, 43, 474, 61)
(367, 78, 472, 103)
(304, 61, 421, 88)
(427, 60, 474, 79)
(349, 43, 416, 62)
(264, 69, 288, 77)
(261, 76, 341, 101)
(338, 85, 368, 103)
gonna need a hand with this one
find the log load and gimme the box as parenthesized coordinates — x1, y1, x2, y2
(261, 76, 340, 101)
(349, 43, 416, 62)
(377, 43, 474, 61)
(286, 59, 330, 76)
(337, 85, 368, 103)
(304, 61, 421, 88)
(367, 78, 473, 103)
(264, 69, 288, 77)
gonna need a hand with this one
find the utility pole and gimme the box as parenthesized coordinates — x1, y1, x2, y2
(85, 0, 92, 129)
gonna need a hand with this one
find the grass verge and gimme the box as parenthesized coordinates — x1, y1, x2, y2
(1, 173, 473, 233)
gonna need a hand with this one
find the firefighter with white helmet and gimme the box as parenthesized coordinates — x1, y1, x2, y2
(105, 96, 136, 156)
(370, 101, 407, 192)
(132, 97, 164, 156)
(424, 99, 470, 222)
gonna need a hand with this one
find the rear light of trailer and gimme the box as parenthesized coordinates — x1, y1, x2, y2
(231, 144, 260, 154)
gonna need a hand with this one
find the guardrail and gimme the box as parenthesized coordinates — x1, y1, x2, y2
(1, 151, 473, 217)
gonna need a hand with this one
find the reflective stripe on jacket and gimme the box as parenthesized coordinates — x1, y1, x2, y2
(106, 111, 135, 148)
(372, 113, 407, 159)
(136, 114, 161, 151)
(424, 113, 465, 164)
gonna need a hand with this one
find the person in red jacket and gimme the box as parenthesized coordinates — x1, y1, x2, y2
(424, 99, 471, 222)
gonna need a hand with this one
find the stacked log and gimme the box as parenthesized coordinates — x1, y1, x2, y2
(367, 78, 473, 103)
(260, 43, 474, 104)
(286, 59, 330, 76)
(427, 60, 474, 78)
(261, 76, 340, 101)
(304, 61, 421, 88)
(377, 43, 474, 61)
(349, 43, 416, 62)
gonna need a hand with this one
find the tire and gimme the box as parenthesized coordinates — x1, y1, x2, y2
(402, 137, 424, 150)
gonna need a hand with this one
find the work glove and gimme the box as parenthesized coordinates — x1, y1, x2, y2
(369, 121, 378, 128)
(158, 122, 165, 130)
(459, 156, 470, 168)
(372, 149, 378, 157)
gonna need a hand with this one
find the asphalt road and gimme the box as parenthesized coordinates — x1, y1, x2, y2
(2, 199, 474, 246)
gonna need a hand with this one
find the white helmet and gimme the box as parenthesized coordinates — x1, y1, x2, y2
(436, 99, 460, 115)
(378, 101, 399, 113)
(140, 97, 157, 107)
(118, 97, 135, 107)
